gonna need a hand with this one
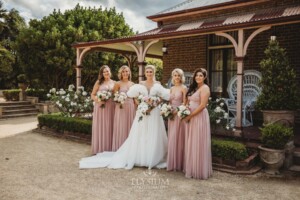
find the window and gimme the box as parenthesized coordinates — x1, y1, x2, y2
(209, 34, 237, 97)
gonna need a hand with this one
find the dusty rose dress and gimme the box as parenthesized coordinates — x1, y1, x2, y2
(185, 90, 212, 179)
(112, 85, 136, 151)
(167, 90, 185, 171)
(91, 83, 115, 154)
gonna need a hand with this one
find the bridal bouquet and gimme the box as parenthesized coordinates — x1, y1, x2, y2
(137, 95, 161, 121)
(177, 105, 191, 119)
(96, 90, 112, 108)
(113, 91, 127, 109)
(159, 103, 174, 120)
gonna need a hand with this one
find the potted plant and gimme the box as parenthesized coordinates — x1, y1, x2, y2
(258, 123, 294, 174)
(256, 39, 299, 126)
(17, 74, 28, 101)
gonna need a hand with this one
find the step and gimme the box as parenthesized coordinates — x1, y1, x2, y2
(0, 101, 31, 106)
(3, 108, 39, 115)
(1, 112, 39, 118)
(0, 104, 36, 110)
(289, 165, 300, 172)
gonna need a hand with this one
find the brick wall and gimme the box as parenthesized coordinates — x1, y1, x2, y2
(160, 0, 300, 127)
(162, 35, 207, 83)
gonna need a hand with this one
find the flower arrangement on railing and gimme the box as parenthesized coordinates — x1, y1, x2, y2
(207, 97, 234, 133)
(47, 84, 93, 117)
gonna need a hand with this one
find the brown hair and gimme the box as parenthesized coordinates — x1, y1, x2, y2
(186, 68, 209, 97)
(98, 65, 111, 85)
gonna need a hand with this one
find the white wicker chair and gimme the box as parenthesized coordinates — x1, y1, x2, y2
(225, 70, 262, 127)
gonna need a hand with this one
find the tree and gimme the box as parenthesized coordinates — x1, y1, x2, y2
(15, 4, 134, 90)
(256, 39, 299, 110)
(0, 1, 25, 88)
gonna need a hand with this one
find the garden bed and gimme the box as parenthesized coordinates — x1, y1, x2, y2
(36, 114, 262, 174)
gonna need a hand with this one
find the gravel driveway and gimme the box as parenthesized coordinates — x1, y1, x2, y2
(0, 117, 300, 200)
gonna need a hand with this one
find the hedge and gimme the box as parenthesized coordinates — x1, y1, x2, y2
(38, 114, 92, 135)
(38, 114, 248, 161)
(26, 88, 48, 101)
(212, 138, 248, 161)
(2, 89, 21, 101)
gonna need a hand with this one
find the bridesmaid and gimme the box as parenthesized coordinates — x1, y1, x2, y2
(112, 65, 135, 151)
(167, 68, 187, 171)
(184, 68, 212, 179)
(91, 65, 115, 154)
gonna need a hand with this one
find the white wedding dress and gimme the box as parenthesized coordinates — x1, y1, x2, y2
(79, 83, 170, 169)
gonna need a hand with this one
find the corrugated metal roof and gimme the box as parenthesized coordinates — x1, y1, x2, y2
(140, 6, 300, 35)
(157, 0, 234, 15)
(73, 5, 300, 48)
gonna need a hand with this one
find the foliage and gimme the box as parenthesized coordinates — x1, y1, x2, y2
(38, 113, 92, 135)
(207, 97, 233, 132)
(260, 123, 294, 149)
(2, 89, 20, 101)
(256, 39, 299, 110)
(211, 138, 248, 161)
(26, 88, 48, 101)
(17, 74, 28, 83)
(47, 84, 93, 117)
(0, 2, 26, 89)
(15, 4, 134, 90)
(0, 44, 14, 79)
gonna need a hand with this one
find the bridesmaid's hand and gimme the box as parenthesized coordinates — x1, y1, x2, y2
(183, 115, 192, 123)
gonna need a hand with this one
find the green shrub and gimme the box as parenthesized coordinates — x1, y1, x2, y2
(38, 114, 92, 135)
(17, 74, 28, 84)
(26, 88, 48, 101)
(2, 89, 20, 101)
(260, 123, 294, 149)
(212, 138, 248, 160)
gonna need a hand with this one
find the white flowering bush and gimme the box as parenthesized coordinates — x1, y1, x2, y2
(207, 97, 233, 132)
(47, 84, 93, 117)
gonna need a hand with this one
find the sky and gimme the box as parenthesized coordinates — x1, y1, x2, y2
(2, 0, 184, 33)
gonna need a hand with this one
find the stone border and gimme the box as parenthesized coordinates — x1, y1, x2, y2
(33, 126, 91, 144)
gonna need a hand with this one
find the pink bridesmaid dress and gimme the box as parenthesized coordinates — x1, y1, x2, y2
(167, 90, 185, 171)
(91, 83, 115, 154)
(112, 85, 136, 151)
(185, 90, 212, 179)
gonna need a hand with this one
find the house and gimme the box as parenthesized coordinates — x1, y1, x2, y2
(72, 0, 300, 134)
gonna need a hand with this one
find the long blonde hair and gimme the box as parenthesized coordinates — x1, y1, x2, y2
(171, 68, 185, 85)
(118, 65, 131, 81)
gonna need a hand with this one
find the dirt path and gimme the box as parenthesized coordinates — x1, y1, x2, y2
(0, 120, 300, 199)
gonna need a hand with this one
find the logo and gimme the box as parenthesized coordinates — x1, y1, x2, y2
(131, 169, 169, 190)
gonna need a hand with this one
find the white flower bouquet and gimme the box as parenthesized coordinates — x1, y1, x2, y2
(159, 103, 174, 120)
(113, 91, 128, 109)
(96, 90, 112, 108)
(176, 105, 191, 119)
(137, 94, 161, 121)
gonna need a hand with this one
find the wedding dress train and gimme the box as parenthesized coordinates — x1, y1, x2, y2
(79, 83, 169, 169)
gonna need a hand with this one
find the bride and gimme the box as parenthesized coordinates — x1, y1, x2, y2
(80, 65, 170, 169)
